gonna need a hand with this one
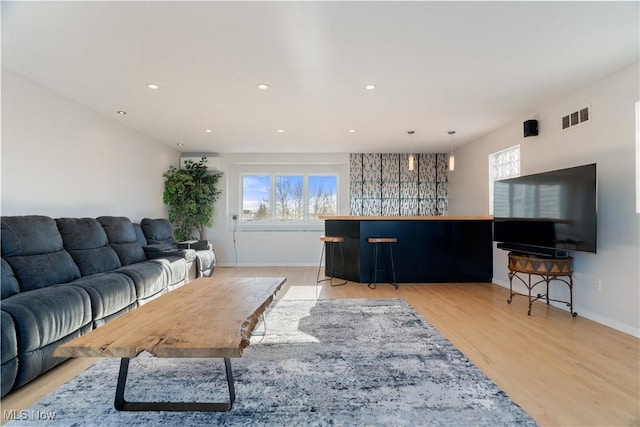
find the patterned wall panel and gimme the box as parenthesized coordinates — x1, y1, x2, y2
(350, 154, 363, 182)
(350, 198, 363, 216)
(400, 182, 418, 198)
(400, 199, 419, 216)
(362, 199, 381, 216)
(349, 152, 448, 216)
(436, 153, 449, 183)
(419, 154, 437, 182)
(362, 154, 382, 182)
(382, 153, 399, 181)
(350, 181, 363, 198)
(382, 198, 400, 216)
(382, 182, 400, 199)
(400, 154, 419, 182)
(363, 181, 382, 198)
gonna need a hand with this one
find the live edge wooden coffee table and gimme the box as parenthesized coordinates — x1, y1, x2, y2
(54, 276, 286, 412)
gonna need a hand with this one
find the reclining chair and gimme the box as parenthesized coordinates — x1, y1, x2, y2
(138, 218, 215, 279)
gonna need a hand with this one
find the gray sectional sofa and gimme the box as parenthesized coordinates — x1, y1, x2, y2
(0, 215, 215, 397)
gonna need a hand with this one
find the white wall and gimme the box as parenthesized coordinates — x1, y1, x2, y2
(449, 63, 640, 337)
(205, 153, 350, 267)
(1, 68, 179, 220)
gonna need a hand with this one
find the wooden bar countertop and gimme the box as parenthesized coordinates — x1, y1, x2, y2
(318, 215, 493, 221)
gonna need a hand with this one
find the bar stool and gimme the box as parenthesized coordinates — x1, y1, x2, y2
(368, 237, 398, 290)
(317, 236, 347, 288)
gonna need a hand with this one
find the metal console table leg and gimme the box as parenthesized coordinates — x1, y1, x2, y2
(506, 252, 577, 317)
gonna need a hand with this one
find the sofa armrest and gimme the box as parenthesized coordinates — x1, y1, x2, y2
(177, 240, 210, 251)
(144, 247, 195, 261)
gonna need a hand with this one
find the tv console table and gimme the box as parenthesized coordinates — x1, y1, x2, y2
(507, 252, 577, 317)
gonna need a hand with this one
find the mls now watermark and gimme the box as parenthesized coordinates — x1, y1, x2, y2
(3, 409, 57, 421)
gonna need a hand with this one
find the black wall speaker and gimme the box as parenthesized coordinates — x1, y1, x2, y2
(523, 119, 538, 137)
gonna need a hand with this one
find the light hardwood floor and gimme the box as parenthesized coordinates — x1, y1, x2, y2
(2, 266, 639, 426)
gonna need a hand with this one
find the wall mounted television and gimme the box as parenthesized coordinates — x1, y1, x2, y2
(493, 163, 597, 258)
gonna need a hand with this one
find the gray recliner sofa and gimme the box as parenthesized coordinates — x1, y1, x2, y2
(0, 215, 215, 397)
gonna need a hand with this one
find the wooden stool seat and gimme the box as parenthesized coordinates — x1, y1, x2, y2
(321, 236, 345, 243)
(367, 237, 397, 244)
(368, 237, 398, 290)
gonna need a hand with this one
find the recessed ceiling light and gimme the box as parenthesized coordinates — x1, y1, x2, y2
(146, 83, 159, 90)
(277, 129, 285, 133)
(116, 110, 127, 115)
(349, 129, 356, 133)
(364, 84, 376, 90)
(257, 83, 269, 90)
(205, 129, 213, 133)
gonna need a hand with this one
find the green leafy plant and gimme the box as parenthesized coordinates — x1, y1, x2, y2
(163, 157, 223, 241)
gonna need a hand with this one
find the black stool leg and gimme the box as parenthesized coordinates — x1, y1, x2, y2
(316, 241, 326, 284)
(368, 243, 378, 290)
(318, 241, 347, 288)
(329, 242, 347, 287)
(387, 243, 398, 289)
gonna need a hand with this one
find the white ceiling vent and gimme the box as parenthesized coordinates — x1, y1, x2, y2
(179, 154, 221, 172)
(562, 106, 590, 130)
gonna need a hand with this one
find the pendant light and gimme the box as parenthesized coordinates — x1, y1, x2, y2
(448, 131, 456, 171)
(407, 131, 416, 171)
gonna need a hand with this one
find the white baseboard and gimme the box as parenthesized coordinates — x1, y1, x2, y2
(216, 262, 317, 268)
(492, 277, 640, 338)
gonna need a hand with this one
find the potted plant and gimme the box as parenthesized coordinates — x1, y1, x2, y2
(162, 157, 223, 241)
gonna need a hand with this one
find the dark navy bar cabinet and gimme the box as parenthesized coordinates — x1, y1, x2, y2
(321, 216, 493, 283)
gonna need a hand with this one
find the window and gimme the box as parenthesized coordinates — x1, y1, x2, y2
(241, 173, 338, 225)
(489, 145, 520, 214)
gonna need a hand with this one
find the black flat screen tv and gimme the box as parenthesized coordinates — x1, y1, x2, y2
(493, 163, 597, 257)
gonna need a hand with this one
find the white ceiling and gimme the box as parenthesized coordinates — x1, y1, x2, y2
(2, 1, 638, 154)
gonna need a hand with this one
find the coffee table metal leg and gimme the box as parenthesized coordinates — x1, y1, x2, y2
(114, 357, 236, 412)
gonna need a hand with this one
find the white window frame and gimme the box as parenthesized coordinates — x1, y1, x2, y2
(488, 145, 521, 215)
(240, 173, 339, 227)
(229, 163, 343, 232)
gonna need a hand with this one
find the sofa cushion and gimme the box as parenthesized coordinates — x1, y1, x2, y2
(1, 215, 63, 257)
(132, 223, 148, 246)
(1, 311, 18, 397)
(14, 324, 92, 389)
(1, 216, 81, 291)
(1, 259, 20, 299)
(141, 218, 177, 246)
(116, 262, 167, 303)
(97, 216, 146, 266)
(195, 250, 216, 278)
(69, 272, 137, 327)
(0, 286, 92, 355)
(5, 252, 81, 292)
(149, 256, 188, 291)
(56, 218, 122, 276)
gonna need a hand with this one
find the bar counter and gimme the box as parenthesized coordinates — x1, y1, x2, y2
(319, 215, 493, 283)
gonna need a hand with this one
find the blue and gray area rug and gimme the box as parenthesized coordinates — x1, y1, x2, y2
(11, 298, 537, 426)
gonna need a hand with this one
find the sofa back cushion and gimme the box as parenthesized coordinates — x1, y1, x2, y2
(1, 259, 20, 299)
(132, 223, 148, 246)
(141, 218, 177, 246)
(55, 218, 122, 276)
(0, 216, 80, 291)
(97, 216, 146, 265)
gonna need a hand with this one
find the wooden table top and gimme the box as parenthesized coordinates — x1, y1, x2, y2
(53, 276, 287, 359)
